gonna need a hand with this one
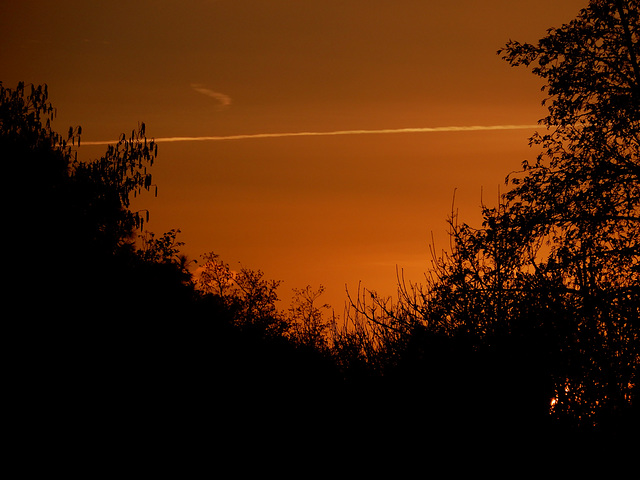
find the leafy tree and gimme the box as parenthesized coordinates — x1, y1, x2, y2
(2, 81, 357, 451)
(137, 228, 192, 270)
(67, 122, 158, 256)
(196, 252, 289, 336)
(346, 0, 639, 432)
(287, 284, 333, 350)
(1, 81, 202, 331)
(495, 0, 640, 429)
(2, 81, 157, 257)
(2, 82, 77, 260)
(3, 82, 208, 436)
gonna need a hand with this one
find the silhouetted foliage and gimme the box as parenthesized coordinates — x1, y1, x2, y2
(287, 284, 334, 350)
(2, 82, 362, 464)
(344, 0, 639, 435)
(2, 81, 165, 319)
(196, 251, 290, 337)
(6, 1, 639, 448)
(497, 0, 639, 431)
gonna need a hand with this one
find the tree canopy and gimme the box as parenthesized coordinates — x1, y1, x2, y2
(346, 0, 639, 433)
(497, 0, 640, 427)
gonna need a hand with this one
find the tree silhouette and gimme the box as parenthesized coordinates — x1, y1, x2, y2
(196, 251, 289, 336)
(496, 0, 639, 430)
(2, 82, 353, 452)
(344, 0, 639, 434)
(2, 81, 164, 319)
(287, 284, 334, 351)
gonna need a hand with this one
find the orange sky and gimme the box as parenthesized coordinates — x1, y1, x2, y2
(1, 0, 587, 311)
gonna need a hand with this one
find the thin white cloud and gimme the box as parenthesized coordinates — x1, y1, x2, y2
(82, 124, 539, 146)
(190, 83, 231, 108)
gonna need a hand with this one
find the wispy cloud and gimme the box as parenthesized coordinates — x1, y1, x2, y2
(190, 83, 231, 109)
(82, 124, 538, 146)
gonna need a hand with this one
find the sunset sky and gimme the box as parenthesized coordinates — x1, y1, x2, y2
(2, 0, 587, 311)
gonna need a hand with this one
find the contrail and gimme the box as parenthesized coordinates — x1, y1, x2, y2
(190, 83, 232, 108)
(81, 124, 539, 146)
